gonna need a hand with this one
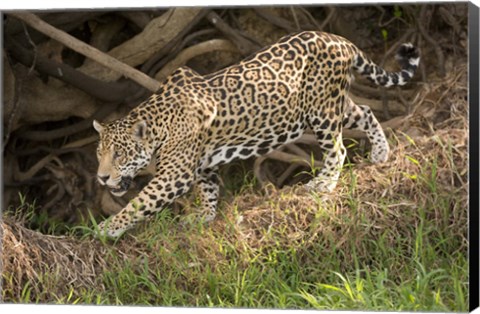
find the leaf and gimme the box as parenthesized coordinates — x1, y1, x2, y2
(381, 29, 388, 41)
(394, 5, 403, 18)
(405, 155, 420, 166)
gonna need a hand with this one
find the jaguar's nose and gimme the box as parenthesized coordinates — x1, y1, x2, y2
(98, 175, 110, 185)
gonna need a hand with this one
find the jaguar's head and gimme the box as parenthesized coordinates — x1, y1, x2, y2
(93, 118, 155, 197)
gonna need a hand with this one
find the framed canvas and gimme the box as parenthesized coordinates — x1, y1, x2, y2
(1, 1, 478, 313)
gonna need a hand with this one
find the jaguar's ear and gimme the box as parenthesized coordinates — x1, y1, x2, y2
(132, 120, 148, 141)
(93, 120, 104, 133)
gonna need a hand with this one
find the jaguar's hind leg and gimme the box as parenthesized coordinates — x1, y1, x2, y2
(343, 97, 389, 163)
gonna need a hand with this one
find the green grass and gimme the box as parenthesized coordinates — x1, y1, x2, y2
(2, 134, 468, 310)
(4, 195, 467, 309)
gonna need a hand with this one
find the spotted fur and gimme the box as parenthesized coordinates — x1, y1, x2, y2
(93, 31, 419, 237)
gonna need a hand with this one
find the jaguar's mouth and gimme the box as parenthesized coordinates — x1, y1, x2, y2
(109, 176, 133, 196)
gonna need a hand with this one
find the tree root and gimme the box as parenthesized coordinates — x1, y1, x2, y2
(5, 36, 140, 102)
(78, 8, 207, 82)
(145, 28, 218, 78)
(16, 101, 119, 141)
(155, 39, 238, 82)
(206, 11, 260, 56)
(417, 6, 446, 77)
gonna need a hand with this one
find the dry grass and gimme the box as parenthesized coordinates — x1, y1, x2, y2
(2, 218, 108, 301)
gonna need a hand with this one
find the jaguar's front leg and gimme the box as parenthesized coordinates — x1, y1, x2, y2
(97, 167, 194, 238)
(195, 167, 220, 222)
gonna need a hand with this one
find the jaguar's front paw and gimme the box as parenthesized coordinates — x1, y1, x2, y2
(96, 220, 126, 239)
(202, 210, 216, 223)
(181, 209, 216, 227)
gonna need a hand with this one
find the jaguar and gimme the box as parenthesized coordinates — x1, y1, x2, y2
(93, 31, 419, 237)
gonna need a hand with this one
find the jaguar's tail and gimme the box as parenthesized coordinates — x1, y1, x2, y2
(353, 43, 420, 87)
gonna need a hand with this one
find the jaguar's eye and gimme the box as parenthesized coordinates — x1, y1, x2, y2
(113, 151, 121, 160)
